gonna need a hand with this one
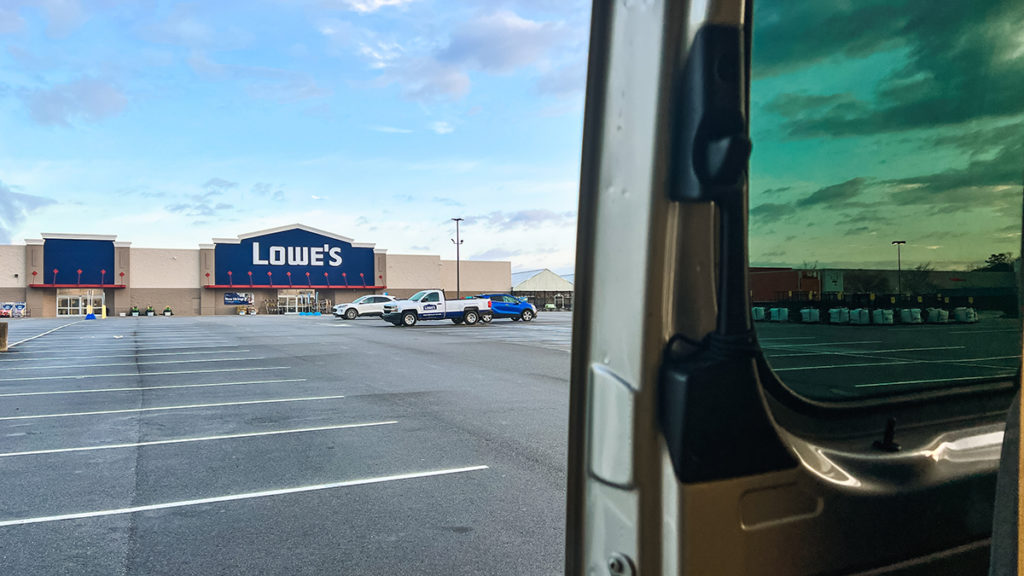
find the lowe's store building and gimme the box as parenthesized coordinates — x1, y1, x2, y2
(0, 224, 511, 318)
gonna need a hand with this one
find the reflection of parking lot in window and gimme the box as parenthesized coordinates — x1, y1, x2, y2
(749, 0, 1023, 400)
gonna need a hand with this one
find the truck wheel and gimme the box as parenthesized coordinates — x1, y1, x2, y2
(481, 313, 493, 324)
(463, 310, 479, 325)
(521, 309, 535, 322)
(401, 311, 418, 327)
(345, 308, 358, 320)
(451, 317, 464, 324)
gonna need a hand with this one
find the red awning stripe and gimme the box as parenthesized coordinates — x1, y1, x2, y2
(203, 285, 387, 290)
(29, 284, 127, 289)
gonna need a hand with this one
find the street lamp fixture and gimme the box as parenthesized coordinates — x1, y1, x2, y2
(451, 218, 464, 299)
(892, 240, 906, 296)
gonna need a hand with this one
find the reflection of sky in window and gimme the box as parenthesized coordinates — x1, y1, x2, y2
(749, 0, 1024, 270)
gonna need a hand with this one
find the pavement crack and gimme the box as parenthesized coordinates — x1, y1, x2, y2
(121, 324, 145, 576)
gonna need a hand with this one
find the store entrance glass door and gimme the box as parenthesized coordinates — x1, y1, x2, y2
(57, 289, 105, 316)
(277, 289, 315, 314)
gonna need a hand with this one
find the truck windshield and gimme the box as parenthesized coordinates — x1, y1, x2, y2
(409, 291, 428, 302)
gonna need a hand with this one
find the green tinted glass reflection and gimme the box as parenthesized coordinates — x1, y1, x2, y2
(749, 0, 1023, 400)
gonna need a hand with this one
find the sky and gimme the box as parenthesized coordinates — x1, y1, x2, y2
(748, 0, 1024, 271)
(2, 0, 1021, 275)
(0, 0, 590, 273)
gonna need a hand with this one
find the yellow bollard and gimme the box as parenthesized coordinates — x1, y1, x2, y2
(0, 322, 7, 352)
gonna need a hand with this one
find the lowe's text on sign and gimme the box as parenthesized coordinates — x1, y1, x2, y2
(213, 228, 375, 287)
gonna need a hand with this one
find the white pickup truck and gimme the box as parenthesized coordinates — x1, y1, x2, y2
(381, 290, 492, 326)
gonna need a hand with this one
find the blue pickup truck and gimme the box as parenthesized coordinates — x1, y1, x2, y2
(475, 293, 537, 322)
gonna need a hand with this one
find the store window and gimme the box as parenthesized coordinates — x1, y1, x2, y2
(56, 289, 105, 316)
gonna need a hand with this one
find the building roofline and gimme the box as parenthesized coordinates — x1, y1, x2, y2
(212, 224, 377, 249)
(40, 233, 119, 242)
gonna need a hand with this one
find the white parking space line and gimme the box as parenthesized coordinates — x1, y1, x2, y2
(773, 360, 914, 372)
(119, 338, 232, 341)
(13, 342, 232, 351)
(761, 340, 883, 349)
(0, 366, 289, 383)
(0, 350, 252, 363)
(773, 355, 1022, 372)
(0, 394, 346, 421)
(856, 374, 1018, 388)
(0, 465, 489, 528)
(7, 345, 244, 355)
(766, 346, 967, 358)
(0, 421, 397, 458)
(758, 337, 817, 341)
(949, 328, 1019, 335)
(2, 357, 267, 371)
(7, 322, 84, 349)
(0, 378, 308, 398)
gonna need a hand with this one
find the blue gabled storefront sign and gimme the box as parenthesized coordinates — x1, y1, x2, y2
(211, 225, 380, 288)
(31, 236, 121, 287)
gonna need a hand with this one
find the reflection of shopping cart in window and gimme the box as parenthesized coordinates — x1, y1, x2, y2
(298, 293, 313, 314)
(264, 299, 279, 315)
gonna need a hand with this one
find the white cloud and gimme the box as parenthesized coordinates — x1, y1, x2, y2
(0, 8, 27, 34)
(336, 0, 418, 13)
(144, 5, 213, 46)
(339, 10, 565, 102)
(537, 58, 587, 96)
(370, 125, 413, 133)
(382, 57, 470, 101)
(463, 209, 576, 231)
(142, 4, 250, 50)
(188, 52, 331, 102)
(429, 121, 454, 134)
(35, 0, 87, 38)
(22, 76, 127, 126)
(358, 40, 403, 69)
(0, 179, 56, 243)
(440, 10, 562, 73)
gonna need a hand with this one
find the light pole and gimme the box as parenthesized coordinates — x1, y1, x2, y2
(451, 218, 464, 299)
(892, 240, 906, 296)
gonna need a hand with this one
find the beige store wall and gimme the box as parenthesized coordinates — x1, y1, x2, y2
(130, 249, 200, 288)
(0, 245, 26, 289)
(440, 260, 511, 295)
(129, 248, 201, 315)
(0, 288, 26, 302)
(386, 254, 441, 295)
(129, 289, 201, 316)
(0, 245, 27, 307)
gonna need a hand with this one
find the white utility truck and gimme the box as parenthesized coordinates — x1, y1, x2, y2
(381, 290, 492, 326)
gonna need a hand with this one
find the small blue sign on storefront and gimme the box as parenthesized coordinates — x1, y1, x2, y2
(224, 293, 253, 305)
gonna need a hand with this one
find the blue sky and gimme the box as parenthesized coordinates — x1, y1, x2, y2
(3, 0, 1021, 275)
(0, 0, 589, 273)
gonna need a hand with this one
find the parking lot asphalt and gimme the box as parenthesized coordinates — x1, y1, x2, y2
(0, 312, 572, 576)
(1, 308, 1016, 573)
(756, 314, 1021, 400)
